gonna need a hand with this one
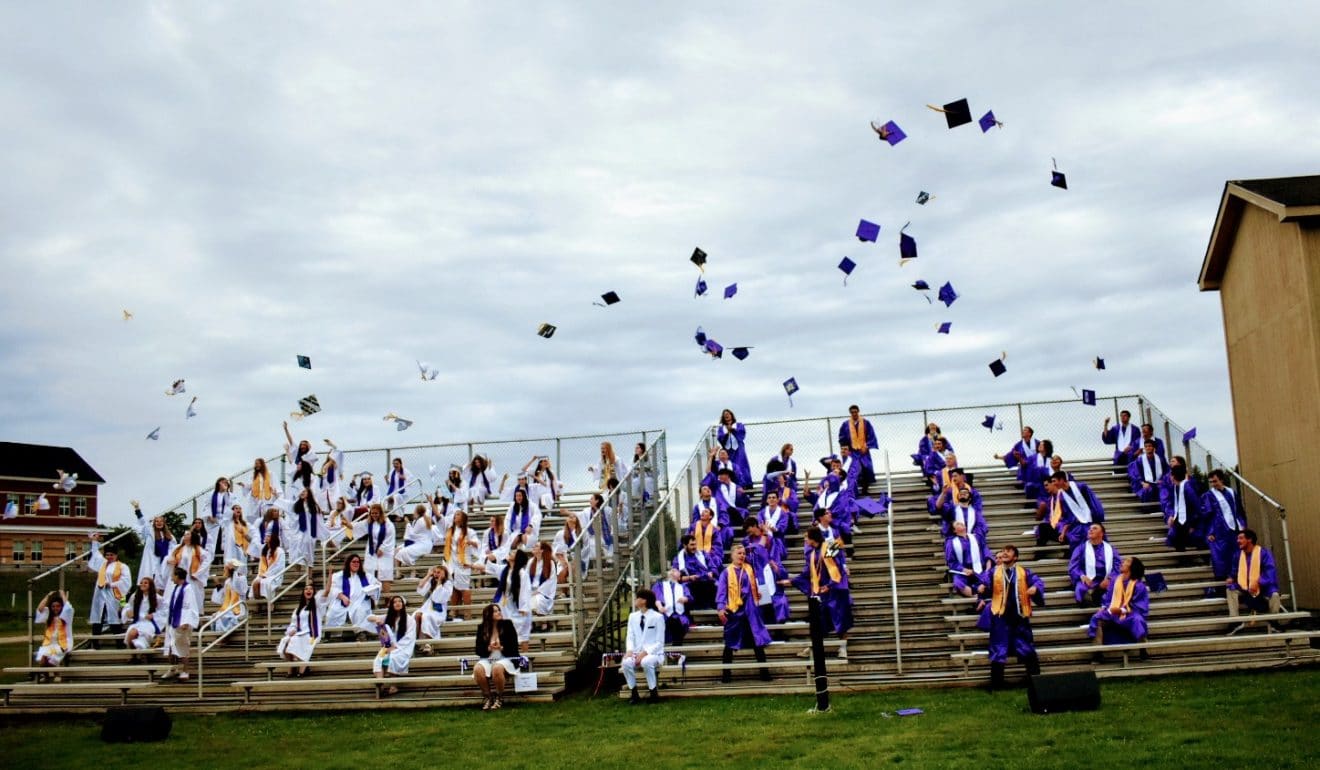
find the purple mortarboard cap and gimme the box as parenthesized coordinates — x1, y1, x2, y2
(1182, 427, 1197, 443)
(856, 219, 880, 242)
(839, 257, 856, 284)
(937, 99, 972, 129)
(912, 280, 930, 291)
(1082, 389, 1097, 406)
(704, 339, 724, 358)
(1094, 357, 1106, 370)
(937, 321, 952, 334)
(694, 327, 707, 346)
(981, 414, 995, 430)
(880, 120, 906, 146)
(1147, 572, 1168, 593)
(783, 377, 799, 406)
(916, 191, 931, 205)
(900, 232, 918, 260)
(1052, 170, 1068, 189)
(690, 248, 707, 269)
(694, 276, 708, 297)
(938, 282, 958, 307)
(296, 355, 311, 370)
(723, 283, 738, 299)
(597, 291, 620, 306)
(978, 110, 999, 132)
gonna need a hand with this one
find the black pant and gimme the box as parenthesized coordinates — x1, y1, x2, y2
(1036, 522, 1064, 547)
(1077, 584, 1105, 608)
(688, 580, 716, 610)
(664, 615, 688, 646)
(721, 644, 769, 683)
(859, 464, 876, 491)
(1168, 520, 1194, 552)
(841, 529, 855, 559)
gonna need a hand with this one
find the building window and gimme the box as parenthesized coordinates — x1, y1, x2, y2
(75, 497, 88, 517)
(64, 542, 79, 560)
(6, 494, 17, 510)
(30, 541, 43, 563)
(23, 496, 35, 516)
(58, 497, 71, 517)
(11, 541, 24, 562)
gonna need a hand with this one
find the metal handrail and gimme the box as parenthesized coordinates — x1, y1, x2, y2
(27, 527, 133, 584)
(883, 451, 902, 675)
(725, 395, 1149, 430)
(338, 428, 665, 455)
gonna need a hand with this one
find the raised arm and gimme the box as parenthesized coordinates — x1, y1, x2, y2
(283, 421, 295, 448)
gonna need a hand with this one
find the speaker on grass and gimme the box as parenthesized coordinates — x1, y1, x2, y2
(101, 706, 172, 742)
(1027, 671, 1101, 714)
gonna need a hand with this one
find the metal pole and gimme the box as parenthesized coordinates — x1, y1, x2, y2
(27, 586, 33, 663)
(1279, 508, 1298, 613)
(555, 438, 562, 484)
(806, 595, 831, 713)
(1016, 403, 1025, 435)
(884, 451, 903, 675)
(825, 417, 834, 456)
(197, 625, 204, 699)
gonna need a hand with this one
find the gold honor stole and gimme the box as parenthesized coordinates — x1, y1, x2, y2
(849, 419, 866, 451)
(98, 561, 125, 600)
(695, 521, 716, 552)
(1237, 548, 1262, 595)
(173, 544, 204, 576)
(252, 472, 274, 501)
(809, 548, 843, 594)
(1108, 575, 1136, 614)
(219, 583, 244, 616)
(259, 553, 275, 578)
(991, 565, 1032, 617)
(233, 521, 249, 550)
(444, 529, 468, 566)
(43, 617, 71, 652)
(1049, 494, 1064, 528)
(724, 564, 758, 612)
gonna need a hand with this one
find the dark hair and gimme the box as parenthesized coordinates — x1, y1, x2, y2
(296, 580, 319, 615)
(173, 567, 187, 581)
(1091, 522, 1107, 534)
(128, 579, 158, 620)
(214, 477, 229, 493)
(1129, 557, 1146, 581)
(742, 517, 761, 533)
(766, 458, 786, 474)
(1119, 410, 1131, 418)
(1141, 423, 1153, 431)
(1023, 426, 1034, 436)
(1208, 469, 1229, 483)
(480, 603, 500, 642)
(343, 552, 362, 576)
(1041, 440, 1054, 456)
(635, 588, 656, 609)
(293, 461, 313, 491)
(103, 544, 118, 556)
(848, 404, 860, 412)
(383, 595, 408, 639)
(1171, 465, 1188, 481)
(502, 550, 530, 606)
(1050, 471, 1069, 482)
(805, 526, 824, 546)
(42, 592, 64, 625)
(681, 534, 695, 547)
(1003, 545, 1020, 559)
(1242, 529, 1258, 545)
(263, 528, 282, 558)
(1144, 439, 1156, 447)
(188, 529, 203, 547)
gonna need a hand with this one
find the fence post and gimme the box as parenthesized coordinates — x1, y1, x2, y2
(555, 438, 562, 482)
(825, 417, 834, 456)
(1016, 403, 1025, 434)
(1162, 420, 1174, 463)
(26, 586, 33, 663)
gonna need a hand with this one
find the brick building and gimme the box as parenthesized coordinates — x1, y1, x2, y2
(0, 442, 105, 569)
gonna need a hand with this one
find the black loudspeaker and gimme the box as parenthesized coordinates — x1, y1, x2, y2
(101, 706, 172, 743)
(1027, 671, 1101, 714)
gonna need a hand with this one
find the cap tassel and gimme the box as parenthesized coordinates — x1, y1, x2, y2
(925, 103, 949, 114)
(289, 412, 304, 421)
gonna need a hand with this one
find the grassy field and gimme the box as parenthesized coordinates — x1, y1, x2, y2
(0, 667, 1317, 768)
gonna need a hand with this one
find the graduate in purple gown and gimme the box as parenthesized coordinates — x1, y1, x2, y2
(913, 423, 954, 467)
(811, 509, 842, 554)
(1045, 472, 1105, 550)
(767, 445, 799, 491)
(921, 438, 951, 485)
(995, 426, 1040, 484)
(817, 455, 860, 555)
(1102, 411, 1141, 466)
(975, 545, 1044, 689)
(1127, 440, 1169, 502)
(685, 506, 725, 567)
(944, 521, 991, 597)
(1069, 524, 1122, 606)
(1138, 424, 1167, 459)
(838, 405, 879, 493)
(1088, 556, 1150, 657)
(717, 409, 753, 489)
(1161, 465, 1206, 553)
(1203, 470, 1247, 583)
(761, 558, 793, 628)
(792, 527, 853, 660)
(1021, 440, 1055, 501)
(758, 491, 790, 549)
(742, 518, 786, 575)
(711, 468, 750, 538)
(1225, 530, 1283, 617)
(653, 568, 692, 646)
(672, 534, 718, 610)
(925, 451, 958, 515)
(941, 486, 988, 540)
(717, 544, 772, 682)
(700, 447, 737, 490)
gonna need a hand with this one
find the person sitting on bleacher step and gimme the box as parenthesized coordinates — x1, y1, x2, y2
(995, 426, 1039, 485)
(976, 545, 1044, 690)
(1203, 470, 1248, 589)
(717, 544, 773, 683)
(1127, 440, 1169, 503)
(323, 553, 381, 631)
(653, 567, 692, 646)
(815, 454, 859, 554)
(793, 526, 853, 660)
(713, 467, 750, 536)
(945, 520, 991, 598)
(1139, 423, 1167, 459)
(766, 445, 799, 493)
(472, 603, 520, 711)
(622, 589, 666, 704)
(687, 505, 725, 565)
(34, 590, 74, 674)
(86, 534, 131, 649)
(122, 578, 162, 653)
(939, 483, 987, 541)
(1088, 556, 1150, 660)
(1039, 471, 1106, 551)
(276, 581, 327, 678)
(1102, 411, 1141, 467)
(925, 451, 961, 515)
(1069, 524, 1121, 607)
(913, 423, 953, 468)
(361, 595, 417, 696)
(211, 559, 249, 633)
(1226, 529, 1284, 620)
(673, 533, 719, 610)
(701, 446, 739, 490)
(1021, 441, 1055, 502)
(415, 565, 453, 650)
(1161, 465, 1206, 558)
(921, 439, 951, 490)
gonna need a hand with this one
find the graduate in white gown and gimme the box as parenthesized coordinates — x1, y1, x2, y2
(86, 535, 132, 646)
(122, 578, 162, 652)
(34, 591, 74, 670)
(464, 455, 497, 509)
(283, 422, 320, 498)
(247, 457, 281, 517)
(487, 549, 533, 651)
(167, 529, 214, 611)
(318, 439, 346, 508)
(277, 582, 328, 676)
(588, 441, 630, 491)
(505, 488, 542, 544)
(248, 531, 288, 600)
(551, 515, 584, 562)
(221, 505, 253, 569)
(252, 508, 283, 560)
(441, 510, 480, 619)
(210, 559, 249, 633)
(162, 568, 200, 681)
(384, 458, 418, 504)
(286, 488, 322, 568)
(528, 543, 565, 617)
(414, 565, 453, 644)
(133, 501, 176, 588)
(395, 504, 436, 570)
(362, 595, 417, 694)
(480, 513, 513, 565)
(323, 553, 381, 629)
(322, 497, 356, 548)
(352, 503, 397, 592)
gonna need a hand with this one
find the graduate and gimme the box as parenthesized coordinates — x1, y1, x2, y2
(700, 445, 736, 490)
(395, 503, 437, 571)
(673, 533, 719, 610)
(122, 578, 161, 652)
(323, 553, 381, 628)
(133, 500, 176, 588)
(716, 409, 752, 488)
(318, 439, 345, 507)
(915, 423, 954, 466)
(288, 487, 322, 568)
(481, 512, 514, 565)
(283, 422, 319, 496)
(530, 457, 563, 510)
(1102, 411, 1141, 466)
(465, 454, 497, 510)
(353, 503, 397, 593)
(210, 559, 248, 633)
(472, 603, 520, 711)
(162, 567, 199, 681)
(995, 426, 1040, 484)
(185, 516, 211, 552)
(443, 510, 480, 619)
(769, 444, 799, 491)
(384, 457, 417, 504)
(248, 457, 281, 515)
(622, 589, 666, 703)
(940, 486, 987, 540)
(1204, 469, 1248, 583)
(1068, 524, 1121, 607)
(1225, 529, 1284, 617)
(716, 543, 772, 683)
(1021, 441, 1055, 501)
(944, 520, 992, 597)
(351, 472, 378, 511)
(605, 476, 632, 535)
(528, 543, 563, 618)
(923, 448, 954, 512)
(813, 508, 842, 553)
(631, 441, 657, 502)
(506, 487, 542, 543)
(34, 590, 74, 671)
(975, 546, 1044, 690)
(1127, 440, 1170, 502)
(414, 565, 454, 647)
(588, 441, 629, 491)
(253, 508, 283, 560)
(1089, 556, 1150, 659)
(551, 514, 583, 561)
(1139, 423, 1168, 459)
(444, 466, 468, 510)
(837, 404, 879, 492)
(759, 490, 791, 546)
(205, 478, 231, 547)
(689, 484, 718, 530)
(652, 567, 692, 646)
(222, 504, 253, 568)
(276, 581, 327, 677)
(686, 506, 724, 567)
(248, 530, 287, 600)
(578, 493, 614, 566)
(489, 549, 533, 650)
(742, 517, 787, 577)
(712, 467, 750, 535)
(761, 556, 794, 629)
(86, 534, 131, 647)
(322, 497, 355, 549)
(1161, 464, 1206, 555)
(793, 527, 853, 659)
(362, 595, 417, 695)
(168, 529, 213, 610)
(1045, 471, 1106, 549)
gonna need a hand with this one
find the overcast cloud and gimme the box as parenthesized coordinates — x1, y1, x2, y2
(2, 1, 1318, 526)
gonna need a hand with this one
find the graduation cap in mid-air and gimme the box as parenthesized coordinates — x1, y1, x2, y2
(2, 501, 15, 519)
(30, 494, 50, 513)
(297, 355, 312, 370)
(690, 248, 707, 270)
(122, 309, 133, 321)
(988, 353, 1007, 378)
(704, 339, 724, 359)
(912, 280, 930, 291)
(723, 283, 738, 299)
(928, 98, 972, 129)
(730, 347, 752, 361)
(783, 377, 799, 407)
(292, 394, 321, 419)
(979, 110, 1002, 132)
(937, 321, 952, 334)
(916, 191, 932, 205)
(383, 412, 413, 431)
(1182, 427, 1198, 443)
(871, 120, 906, 146)
(165, 379, 185, 396)
(694, 276, 708, 297)
(595, 291, 621, 307)
(938, 281, 958, 307)
(981, 414, 996, 430)
(537, 323, 557, 339)
(1081, 389, 1097, 406)
(1094, 357, 1106, 370)
(694, 326, 707, 346)
(186, 397, 198, 419)
(856, 219, 880, 242)
(899, 222, 917, 263)
(1051, 158, 1068, 189)
(417, 360, 439, 381)
(838, 257, 856, 284)
(145, 427, 161, 441)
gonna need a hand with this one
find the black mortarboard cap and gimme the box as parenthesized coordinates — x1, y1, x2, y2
(988, 358, 1007, 377)
(730, 347, 752, 361)
(691, 248, 707, 269)
(297, 355, 311, 370)
(537, 323, 557, 338)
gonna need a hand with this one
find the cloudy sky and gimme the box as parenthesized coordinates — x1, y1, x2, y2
(2, 2, 1318, 527)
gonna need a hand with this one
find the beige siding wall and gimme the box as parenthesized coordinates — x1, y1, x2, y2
(1220, 205, 1320, 607)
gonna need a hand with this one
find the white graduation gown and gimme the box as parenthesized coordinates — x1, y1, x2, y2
(324, 572, 381, 628)
(395, 516, 436, 566)
(353, 518, 397, 581)
(34, 603, 75, 664)
(87, 544, 132, 626)
(276, 596, 329, 662)
(415, 577, 453, 639)
(360, 614, 417, 675)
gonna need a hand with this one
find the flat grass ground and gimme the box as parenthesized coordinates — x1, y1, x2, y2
(0, 666, 1317, 768)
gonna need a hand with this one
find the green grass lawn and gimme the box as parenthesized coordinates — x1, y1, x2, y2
(1, 667, 1317, 768)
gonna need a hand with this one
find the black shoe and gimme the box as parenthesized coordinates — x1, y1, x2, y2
(647, 688, 659, 703)
(1091, 652, 1104, 664)
(1138, 649, 1150, 661)
(629, 687, 640, 705)
(720, 674, 732, 684)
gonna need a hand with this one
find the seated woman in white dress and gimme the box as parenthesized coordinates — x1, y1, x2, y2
(442, 510, 480, 620)
(252, 508, 283, 560)
(395, 504, 436, 572)
(222, 504, 253, 569)
(552, 515, 584, 567)
(323, 553, 381, 629)
(506, 488, 542, 544)
(528, 542, 565, 618)
(210, 559, 249, 633)
(322, 497, 355, 548)
(361, 595, 417, 696)
(276, 581, 328, 678)
(122, 578, 162, 653)
(486, 549, 533, 652)
(464, 455, 497, 511)
(352, 503, 396, 594)
(34, 590, 74, 673)
(414, 565, 453, 647)
(248, 530, 287, 601)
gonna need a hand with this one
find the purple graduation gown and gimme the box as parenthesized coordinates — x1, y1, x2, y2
(837, 418, 878, 475)
(1127, 454, 1168, 502)
(716, 565, 772, 649)
(1102, 423, 1141, 464)
(717, 423, 752, 488)
(1068, 540, 1122, 603)
(1160, 480, 1207, 546)
(791, 547, 854, 635)
(977, 565, 1046, 663)
(1088, 578, 1149, 643)
(1001, 439, 1038, 482)
(1203, 488, 1247, 579)
(944, 535, 991, 594)
(652, 579, 693, 635)
(763, 561, 792, 625)
(1227, 546, 1279, 612)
